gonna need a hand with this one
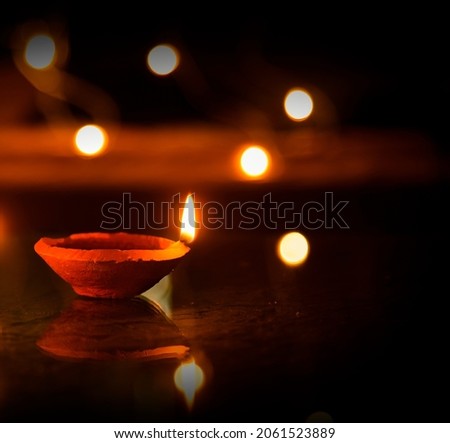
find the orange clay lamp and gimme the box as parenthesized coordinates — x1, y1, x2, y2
(34, 195, 195, 299)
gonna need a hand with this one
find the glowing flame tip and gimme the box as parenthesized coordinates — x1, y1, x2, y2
(180, 194, 196, 244)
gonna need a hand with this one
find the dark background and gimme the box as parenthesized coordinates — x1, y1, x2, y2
(1, 6, 448, 150)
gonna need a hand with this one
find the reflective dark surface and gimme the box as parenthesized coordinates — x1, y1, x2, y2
(1, 181, 449, 423)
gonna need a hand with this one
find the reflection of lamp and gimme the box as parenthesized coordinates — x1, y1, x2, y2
(37, 296, 189, 361)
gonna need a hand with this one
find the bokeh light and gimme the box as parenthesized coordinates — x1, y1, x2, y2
(147, 44, 179, 76)
(240, 146, 270, 178)
(24, 34, 56, 70)
(277, 232, 309, 266)
(74, 125, 107, 157)
(284, 88, 313, 121)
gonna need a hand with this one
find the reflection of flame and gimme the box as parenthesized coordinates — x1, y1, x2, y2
(174, 358, 204, 409)
(180, 194, 196, 244)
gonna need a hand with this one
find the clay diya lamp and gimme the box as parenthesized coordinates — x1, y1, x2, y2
(34, 194, 196, 298)
(34, 231, 190, 298)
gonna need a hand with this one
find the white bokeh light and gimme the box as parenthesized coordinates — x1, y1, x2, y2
(240, 146, 270, 178)
(24, 34, 56, 70)
(284, 88, 313, 121)
(74, 125, 107, 157)
(147, 44, 179, 76)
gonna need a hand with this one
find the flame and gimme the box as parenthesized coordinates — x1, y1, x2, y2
(278, 232, 309, 266)
(174, 358, 205, 409)
(180, 194, 196, 243)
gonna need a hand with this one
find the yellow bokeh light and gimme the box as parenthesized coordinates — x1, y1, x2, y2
(278, 232, 309, 266)
(24, 34, 56, 70)
(174, 359, 205, 409)
(147, 44, 179, 76)
(284, 88, 313, 121)
(74, 125, 107, 157)
(240, 146, 270, 178)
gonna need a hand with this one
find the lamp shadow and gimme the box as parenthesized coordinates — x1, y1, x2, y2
(36, 295, 189, 361)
